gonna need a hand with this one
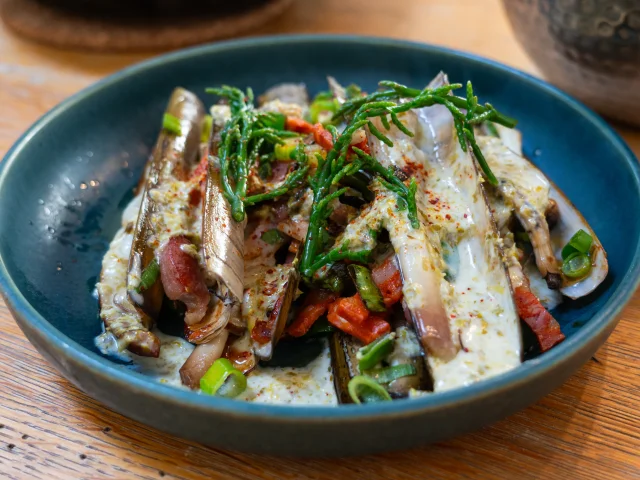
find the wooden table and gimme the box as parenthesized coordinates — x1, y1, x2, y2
(1, 1, 639, 478)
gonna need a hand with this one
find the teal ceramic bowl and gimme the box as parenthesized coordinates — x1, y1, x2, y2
(1, 36, 639, 457)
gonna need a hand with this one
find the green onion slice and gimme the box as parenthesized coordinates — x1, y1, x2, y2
(135, 258, 160, 294)
(348, 265, 386, 313)
(274, 140, 299, 161)
(200, 358, 247, 398)
(310, 98, 339, 124)
(260, 229, 285, 245)
(561, 229, 593, 260)
(201, 114, 213, 143)
(348, 375, 392, 404)
(562, 253, 592, 279)
(357, 333, 395, 371)
(365, 364, 417, 384)
(162, 113, 182, 136)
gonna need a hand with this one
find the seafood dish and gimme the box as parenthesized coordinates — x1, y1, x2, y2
(96, 75, 608, 405)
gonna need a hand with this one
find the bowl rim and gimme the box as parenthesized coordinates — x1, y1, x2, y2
(1, 34, 639, 422)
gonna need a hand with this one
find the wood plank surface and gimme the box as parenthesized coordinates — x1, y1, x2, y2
(1, 0, 639, 478)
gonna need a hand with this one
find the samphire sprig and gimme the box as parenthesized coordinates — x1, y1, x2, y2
(299, 98, 422, 281)
(333, 79, 518, 186)
(205, 86, 304, 221)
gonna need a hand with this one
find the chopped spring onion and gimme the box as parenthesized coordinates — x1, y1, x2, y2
(261, 229, 285, 245)
(275, 139, 300, 161)
(562, 253, 592, 279)
(135, 258, 160, 293)
(201, 114, 213, 143)
(561, 229, 593, 260)
(348, 265, 386, 313)
(200, 358, 247, 397)
(162, 113, 182, 136)
(310, 98, 339, 124)
(365, 364, 417, 384)
(357, 333, 395, 371)
(348, 375, 392, 404)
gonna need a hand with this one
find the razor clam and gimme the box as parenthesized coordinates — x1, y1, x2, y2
(97, 194, 161, 357)
(324, 189, 439, 401)
(363, 72, 522, 391)
(478, 135, 608, 299)
(502, 234, 565, 351)
(127, 88, 204, 321)
(329, 331, 361, 404)
(329, 75, 457, 362)
(226, 84, 311, 361)
(244, 263, 299, 361)
(178, 119, 249, 386)
(329, 309, 430, 403)
(258, 83, 309, 111)
(179, 329, 230, 388)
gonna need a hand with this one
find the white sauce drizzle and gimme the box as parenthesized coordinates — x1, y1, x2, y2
(97, 192, 336, 405)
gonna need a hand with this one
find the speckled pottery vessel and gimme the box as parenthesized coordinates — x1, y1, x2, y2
(503, 0, 640, 126)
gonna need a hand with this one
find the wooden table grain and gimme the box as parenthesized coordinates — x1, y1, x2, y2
(1, 1, 639, 478)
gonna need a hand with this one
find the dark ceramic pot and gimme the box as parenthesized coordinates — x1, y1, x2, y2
(503, 0, 640, 126)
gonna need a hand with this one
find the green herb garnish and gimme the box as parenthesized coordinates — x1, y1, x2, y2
(205, 86, 307, 221)
(135, 258, 160, 293)
(162, 113, 182, 136)
(348, 375, 392, 404)
(261, 229, 285, 245)
(333, 80, 517, 185)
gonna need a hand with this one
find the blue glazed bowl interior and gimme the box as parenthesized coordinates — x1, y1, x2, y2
(1, 36, 639, 420)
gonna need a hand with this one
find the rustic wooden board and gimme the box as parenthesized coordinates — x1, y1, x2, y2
(0, 1, 639, 478)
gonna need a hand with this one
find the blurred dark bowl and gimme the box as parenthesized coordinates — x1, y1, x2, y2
(503, 0, 640, 127)
(36, 0, 271, 18)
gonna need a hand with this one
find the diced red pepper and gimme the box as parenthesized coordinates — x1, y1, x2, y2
(350, 139, 371, 155)
(285, 116, 315, 134)
(312, 123, 334, 151)
(327, 300, 390, 345)
(514, 286, 565, 352)
(371, 257, 404, 307)
(287, 289, 338, 337)
(188, 187, 202, 206)
(333, 293, 369, 325)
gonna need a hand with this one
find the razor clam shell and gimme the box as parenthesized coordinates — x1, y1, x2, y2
(329, 331, 361, 404)
(550, 186, 608, 299)
(483, 132, 608, 299)
(258, 83, 309, 108)
(127, 88, 205, 319)
(179, 329, 230, 389)
(202, 162, 245, 302)
(329, 320, 431, 403)
(408, 73, 522, 389)
(224, 329, 257, 374)
(250, 264, 300, 361)
(386, 318, 432, 397)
